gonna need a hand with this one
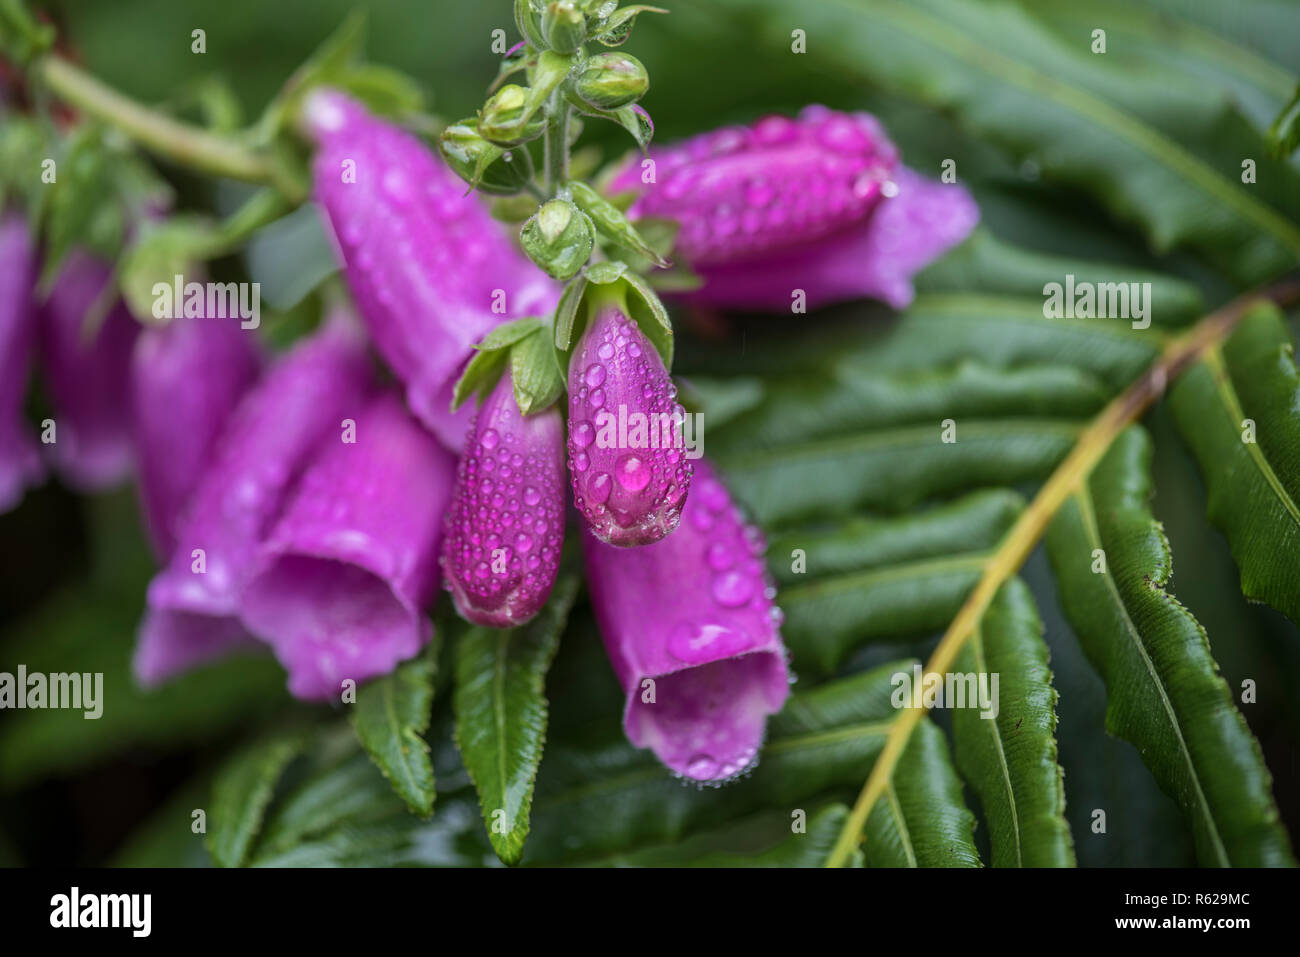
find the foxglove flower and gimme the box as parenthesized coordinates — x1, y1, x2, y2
(583, 459, 789, 782)
(241, 392, 456, 700)
(133, 318, 373, 686)
(304, 89, 557, 449)
(568, 303, 691, 546)
(0, 213, 42, 512)
(610, 105, 978, 311)
(38, 250, 139, 489)
(130, 318, 262, 557)
(441, 371, 565, 627)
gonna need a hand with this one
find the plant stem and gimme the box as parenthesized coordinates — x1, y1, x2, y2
(543, 92, 570, 196)
(37, 55, 304, 200)
(824, 276, 1300, 869)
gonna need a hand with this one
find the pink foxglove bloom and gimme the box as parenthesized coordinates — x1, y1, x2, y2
(305, 89, 557, 449)
(133, 319, 373, 686)
(583, 459, 789, 782)
(610, 106, 978, 311)
(0, 213, 43, 512)
(441, 372, 565, 627)
(130, 319, 262, 557)
(241, 392, 456, 700)
(568, 303, 691, 546)
(38, 250, 139, 489)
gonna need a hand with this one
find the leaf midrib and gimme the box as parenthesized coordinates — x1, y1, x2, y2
(1204, 347, 1300, 532)
(1072, 484, 1230, 866)
(970, 624, 1022, 866)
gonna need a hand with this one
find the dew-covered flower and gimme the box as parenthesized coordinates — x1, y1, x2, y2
(241, 392, 456, 700)
(133, 318, 373, 686)
(130, 318, 262, 557)
(567, 301, 692, 547)
(0, 213, 43, 513)
(304, 89, 557, 449)
(441, 371, 565, 627)
(610, 105, 978, 311)
(583, 458, 789, 782)
(38, 250, 139, 490)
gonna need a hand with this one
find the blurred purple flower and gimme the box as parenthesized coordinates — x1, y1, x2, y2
(568, 302, 691, 546)
(610, 105, 978, 311)
(241, 391, 456, 700)
(304, 89, 558, 449)
(130, 318, 262, 557)
(0, 213, 43, 512)
(38, 250, 139, 489)
(133, 317, 373, 686)
(441, 371, 565, 627)
(583, 458, 789, 782)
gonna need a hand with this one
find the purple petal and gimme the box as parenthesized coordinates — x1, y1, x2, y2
(681, 166, 979, 311)
(130, 319, 262, 557)
(0, 213, 43, 512)
(241, 392, 456, 700)
(38, 250, 139, 489)
(568, 303, 692, 546)
(442, 371, 565, 627)
(305, 89, 558, 449)
(610, 106, 977, 311)
(133, 608, 260, 687)
(583, 459, 789, 782)
(134, 317, 373, 686)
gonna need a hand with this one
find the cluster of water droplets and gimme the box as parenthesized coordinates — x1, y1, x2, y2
(567, 307, 692, 546)
(441, 387, 564, 626)
(623, 105, 900, 267)
(647, 466, 791, 787)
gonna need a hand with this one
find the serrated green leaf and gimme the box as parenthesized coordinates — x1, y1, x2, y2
(552, 274, 589, 351)
(454, 574, 580, 865)
(1170, 304, 1300, 626)
(350, 638, 438, 817)
(1046, 425, 1293, 866)
(863, 720, 981, 868)
(952, 578, 1075, 867)
(206, 731, 305, 868)
(769, 489, 1022, 675)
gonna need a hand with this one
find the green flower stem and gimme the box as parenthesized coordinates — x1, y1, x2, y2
(543, 91, 571, 196)
(37, 55, 306, 201)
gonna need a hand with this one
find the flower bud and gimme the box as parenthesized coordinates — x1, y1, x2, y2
(521, 199, 594, 280)
(609, 106, 978, 311)
(439, 120, 536, 195)
(442, 371, 565, 627)
(567, 299, 691, 546)
(541, 1, 586, 54)
(572, 53, 648, 111)
(478, 84, 547, 146)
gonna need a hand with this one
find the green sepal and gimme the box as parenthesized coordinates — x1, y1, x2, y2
(510, 323, 566, 415)
(541, 1, 586, 54)
(566, 180, 669, 268)
(479, 52, 575, 147)
(552, 261, 673, 368)
(452, 317, 564, 417)
(590, 4, 668, 47)
(567, 99, 654, 153)
(514, 0, 548, 50)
